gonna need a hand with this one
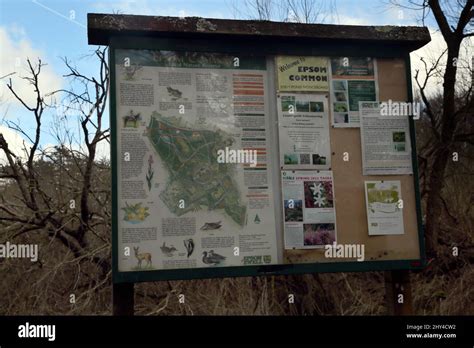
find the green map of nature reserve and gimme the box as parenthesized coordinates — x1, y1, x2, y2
(146, 111, 247, 226)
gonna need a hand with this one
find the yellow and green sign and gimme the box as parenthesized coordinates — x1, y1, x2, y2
(276, 56, 329, 92)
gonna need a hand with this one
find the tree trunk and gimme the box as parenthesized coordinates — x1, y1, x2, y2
(424, 147, 449, 255)
(424, 43, 460, 256)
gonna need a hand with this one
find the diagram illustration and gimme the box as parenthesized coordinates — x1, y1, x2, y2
(146, 112, 247, 226)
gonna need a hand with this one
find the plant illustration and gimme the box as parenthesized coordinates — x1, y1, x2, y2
(121, 202, 150, 223)
(146, 155, 154, 191)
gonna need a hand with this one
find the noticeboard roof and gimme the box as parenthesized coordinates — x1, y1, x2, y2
(87, 13, 430, 52)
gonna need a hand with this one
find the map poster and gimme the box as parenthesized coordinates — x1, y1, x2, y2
(364, 181, 404, 235)
(277, 93, 331, 170)
(330, 57, 378, 127)
(115, 49, 278, 272)
(276, 56, 329, 92)
(281, 170, 336, 249)
(359, 101, 413, 175)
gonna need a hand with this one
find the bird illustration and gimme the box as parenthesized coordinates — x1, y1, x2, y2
(160, 242, 177, 257)
(183, 239, 195, 258)
(200, 221, 222, 231)
(202, 250, 226, 265)
(167, 86, 183, 100)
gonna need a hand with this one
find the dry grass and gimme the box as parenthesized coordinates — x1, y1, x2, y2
(1, 245, 472, 315)
(1, 131, 472, 316)
(2, 174, 472, 316)
(1, 175, 472, 316)
(412, 265, 474, 315)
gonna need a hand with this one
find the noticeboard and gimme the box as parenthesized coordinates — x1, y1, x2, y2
(109, 36, 425, 284)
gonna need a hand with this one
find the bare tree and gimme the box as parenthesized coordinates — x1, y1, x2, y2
(391, 0, 474, 256)
(0, 47, 111, 280)
(286, 0, 337, 23)
(230, 0, 338, 23)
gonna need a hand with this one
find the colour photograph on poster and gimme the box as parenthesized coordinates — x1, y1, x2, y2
(359, 101, 413, 175)
(282, 171, 337, 249)
(364, 181, 404, 235)
(330, 57, 378, 127)
(277, 93, 331, 169)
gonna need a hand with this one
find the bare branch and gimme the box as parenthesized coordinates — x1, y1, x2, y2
(428, 0, 453, 39)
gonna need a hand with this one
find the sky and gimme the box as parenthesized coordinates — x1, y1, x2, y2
(0, 0, 469, 162)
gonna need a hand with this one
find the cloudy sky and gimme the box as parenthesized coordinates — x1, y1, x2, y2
(0, 0, 468, 162)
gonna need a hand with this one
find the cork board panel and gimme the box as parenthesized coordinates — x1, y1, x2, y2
(284, 58, 421, 264)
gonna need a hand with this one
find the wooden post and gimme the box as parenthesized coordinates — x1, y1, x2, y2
(113, 282, 134, 316)
(384, 270, 413, 315)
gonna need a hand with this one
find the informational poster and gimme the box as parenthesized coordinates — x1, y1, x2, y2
(115, 49, 279, 271)
(276, 56, 329, 92)
(282, 171, 336, 249)
(364, 181, 404, 235)
(330, 57, 378, 127)
(277, 93, 331, 169)
(359, 101, 413, 175)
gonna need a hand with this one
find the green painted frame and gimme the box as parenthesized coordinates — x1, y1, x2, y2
(109, 36, 426, 284)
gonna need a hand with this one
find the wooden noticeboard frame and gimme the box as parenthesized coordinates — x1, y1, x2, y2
(89, 14, 430, 284)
